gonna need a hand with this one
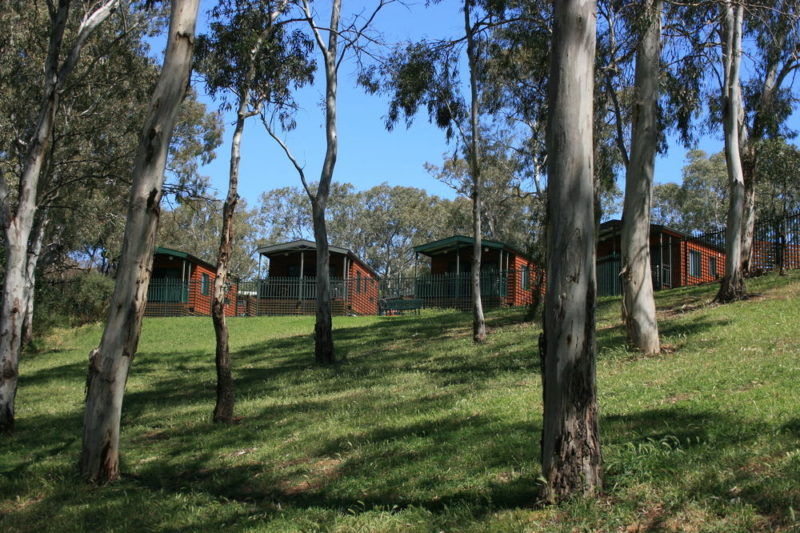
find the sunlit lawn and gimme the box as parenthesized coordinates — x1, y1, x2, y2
(1, 272, 799, 531)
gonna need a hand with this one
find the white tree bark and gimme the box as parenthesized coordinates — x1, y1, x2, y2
(302, 0, 340, 364)
(620, 0, 662, 355)
(541, 0, 602, 503)
(464, 0, 486, 343)
(80, 0, 199, 483)
(716, 0, 746, 302)
(21, 211, 51, 348)
(211, 8, 280, 419)
(0, 0, 119, 432)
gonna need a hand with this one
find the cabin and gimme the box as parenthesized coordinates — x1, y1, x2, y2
(146, 247, 238, 317)
(596, 220, 726, 297)
(253, 240, 379, 316)
(411, 235, 543, 311)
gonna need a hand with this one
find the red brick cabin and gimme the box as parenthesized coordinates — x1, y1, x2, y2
(254, 240, 379, 316)
(597, 220, 726, 296)
(146, 247, 238, 317)
(412, 235, 543, 310)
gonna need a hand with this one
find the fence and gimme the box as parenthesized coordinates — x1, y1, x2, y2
(144, 275, 380, 317)
(143, 269, 541, 317)
(379, 269, 541, 312)
(597, 211, 800, 297)
(697, 211, 800, 273)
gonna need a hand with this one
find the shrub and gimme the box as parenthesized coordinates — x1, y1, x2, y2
(35, 271, 115, 330)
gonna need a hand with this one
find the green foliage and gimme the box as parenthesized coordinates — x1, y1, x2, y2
(374, 41, 465, 140)
(652, 150, 728, 234)
(34, 271, 115, 331)
(158, 197, 260, 278)
(2, 272, 800, 530)
(256, 182, 473, 277)
(755, 138, 800, 220)
(424, 137, 545, 254)
(194, 0, 316, 116)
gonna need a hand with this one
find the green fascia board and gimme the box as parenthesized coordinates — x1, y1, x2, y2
(154, 246, 218, 273)
(154, 246, 190, 259)
(255, 239, 351, 257)
(413, 235, 506, 256)
(255, 240, 380, 279)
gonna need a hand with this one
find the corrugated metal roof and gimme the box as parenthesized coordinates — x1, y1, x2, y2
(413, 235, 523, 258)
(255, 240, 379, 279)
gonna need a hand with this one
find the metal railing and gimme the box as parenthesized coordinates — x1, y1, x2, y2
(380, 270, 537, 312)
(697, 211, 800, 273)
(144, 276, 376, 317)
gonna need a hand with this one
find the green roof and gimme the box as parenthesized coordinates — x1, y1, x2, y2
(413, 235, 507, 256)
(255, 240, 380, 279)
(154, 246, 190, 259)
(154, 247, 216, 271)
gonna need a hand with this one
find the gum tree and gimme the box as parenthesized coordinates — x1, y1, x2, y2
(540, 0, 602, 503)
(194, 0, 312, 419)
(619, 0, 663, 355)
(0, 0, 120, 432)
(80, 0, 200, 483)
(264, 0, 389, 363)
(716, 0, 746, 302)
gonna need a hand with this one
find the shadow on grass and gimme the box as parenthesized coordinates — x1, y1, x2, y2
(603, 407, 799, 529)
(8, 290, 799, 531)
(124, 411, 542, 522)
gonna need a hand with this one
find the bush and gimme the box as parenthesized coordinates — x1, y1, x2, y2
(35, 271, 115, 331)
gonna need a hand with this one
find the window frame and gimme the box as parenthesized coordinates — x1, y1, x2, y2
(689, 250, 702, 278)
(521, 265, 531, 290)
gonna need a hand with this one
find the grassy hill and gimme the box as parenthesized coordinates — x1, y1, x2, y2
(2, 272, 799, 532)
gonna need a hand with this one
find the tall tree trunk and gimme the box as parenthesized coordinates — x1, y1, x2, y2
(738, 3, 797, 276)
(0, 2, 67, 433)
(0, 0, 118, 432)
(740, 156, 756, 275)
(21, 211, 50, 348)
(80, 0, 199, 483)
(211, 98, 247, 423)
(210, 9, 276, 420)
(302, 0, 340, 364)
(716, 1, 746, 303)
(620, 0, 662, 355)
(464, 0, 486, 343)
(541, 0, 601, 503)
(312, 201, 334, 364)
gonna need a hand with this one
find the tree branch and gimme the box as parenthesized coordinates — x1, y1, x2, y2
(260, 112, 312, 199)
(57, 0, 121, 86)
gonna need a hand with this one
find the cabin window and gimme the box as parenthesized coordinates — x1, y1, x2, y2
(689, 250, 702, 278)
(356, 271, 362, 293)
(201, 273, 210, 295)
(709, 256, 718, 279)
(522, 265, 531, 290)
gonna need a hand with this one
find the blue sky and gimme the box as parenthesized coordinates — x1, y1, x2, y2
(187, 0, 799, 209)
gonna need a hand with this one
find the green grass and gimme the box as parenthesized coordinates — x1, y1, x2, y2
(2, 272, 800, 532)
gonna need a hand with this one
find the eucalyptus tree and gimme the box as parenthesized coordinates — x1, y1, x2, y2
(263, 0, 390, 364)
(158, 198, 260, 278)
(651, 149, 728, 234)
(369, 0, 509, 342)
(716, 0, 747, 302)
(424, 138, 543, 253)
(1, 5, 220, 351)
(0, 0, 121, 432)
(619, 0, 663, 355)
(81, 0, 200, 483)
(540, 0, 602, 503)
(739, 0, 800, 275)
(194, 0, 312, 421)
